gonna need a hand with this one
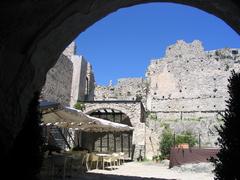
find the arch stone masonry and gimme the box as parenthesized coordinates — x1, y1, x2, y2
(0, 0, 240, 159)
(83, 100, 146, 159)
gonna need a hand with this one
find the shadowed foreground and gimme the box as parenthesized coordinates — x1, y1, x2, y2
(45, 173, 175, 180)
(77, 173, 175, 180)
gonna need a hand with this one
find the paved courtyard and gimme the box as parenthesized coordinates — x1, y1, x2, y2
(87, 161, 214, 180)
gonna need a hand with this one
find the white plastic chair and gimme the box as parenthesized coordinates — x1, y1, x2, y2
(119, 152, 125, 164)
(89, 153, 99, 170)
(102, 156, 113, 170)
(112, 153, 120, 167)
(84, 153, 99, 170)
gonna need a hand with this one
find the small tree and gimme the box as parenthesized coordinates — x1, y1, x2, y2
(211, 71, 240, 180)
(160, 127, 174, 159)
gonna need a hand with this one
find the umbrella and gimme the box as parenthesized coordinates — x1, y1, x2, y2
(41, 106, 133, 132)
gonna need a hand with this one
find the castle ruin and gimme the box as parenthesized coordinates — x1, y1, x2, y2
(42, 40, 240, 159)
(95, 40, 240, 156)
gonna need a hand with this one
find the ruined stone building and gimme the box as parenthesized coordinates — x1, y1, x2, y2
(95, 40, 240, 154)
(42, 42, 95, 106)
(41, 40, 240, 159)
(146, 40, 239, 147)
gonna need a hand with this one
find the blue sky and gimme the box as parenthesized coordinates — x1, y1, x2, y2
(75, 3, 240, 86)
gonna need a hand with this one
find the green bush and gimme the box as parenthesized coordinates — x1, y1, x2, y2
(175, 131, 197, 147)
(74, 101, 85, 111)
(160, 128, 174, 159)
(160, 129, 197, 159)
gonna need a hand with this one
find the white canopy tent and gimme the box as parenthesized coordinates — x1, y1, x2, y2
(41, 106, 134, 132)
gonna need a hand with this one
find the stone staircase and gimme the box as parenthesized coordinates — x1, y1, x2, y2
(48, 126, 71, 150)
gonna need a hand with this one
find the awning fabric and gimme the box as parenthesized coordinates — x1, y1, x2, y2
(41, 103, 133, 132)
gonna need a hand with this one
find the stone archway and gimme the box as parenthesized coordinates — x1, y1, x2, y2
(0, 0, 240, 158)
(83, 101, 145, 127)
(83, 101, 146, 159)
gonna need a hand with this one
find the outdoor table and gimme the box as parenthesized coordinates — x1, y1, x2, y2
(96, 153, 112, 169)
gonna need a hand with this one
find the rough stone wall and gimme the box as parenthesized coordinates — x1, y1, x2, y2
(43, 42, 95, 107)
(69, 56, 95, 105)
(94, 78, 148, 106)
(145, 40, 240, 148)
(70, 55, 88, 107)
(42, 54, 73, 106)
(62, 41, 76, 59)
(146, 40, 240, 114)
(94, 85, 116, 100)
(86, 62, 95, 101)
